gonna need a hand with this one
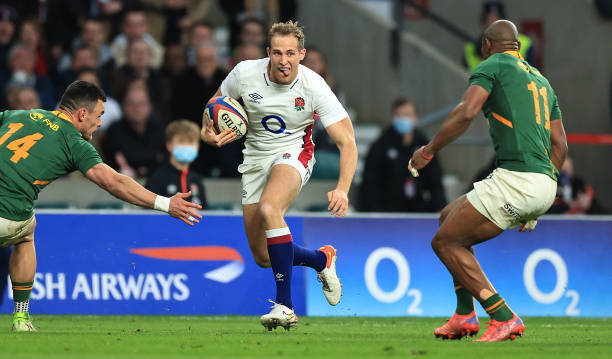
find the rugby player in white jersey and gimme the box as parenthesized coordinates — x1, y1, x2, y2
(201, 21, 358, 330)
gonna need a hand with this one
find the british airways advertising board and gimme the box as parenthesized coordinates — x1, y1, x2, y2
(0, 213, 307, 315)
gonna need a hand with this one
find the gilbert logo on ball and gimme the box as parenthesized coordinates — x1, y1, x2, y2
(205, 96, 249, 139)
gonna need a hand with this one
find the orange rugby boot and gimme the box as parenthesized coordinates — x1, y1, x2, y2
(474, 313, 525, 342)
(434, 311, 480, 339)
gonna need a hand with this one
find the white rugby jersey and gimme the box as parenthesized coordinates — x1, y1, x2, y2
(220, 58, 348, 164)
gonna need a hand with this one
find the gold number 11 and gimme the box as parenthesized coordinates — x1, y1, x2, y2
(527, 81, 550, 130)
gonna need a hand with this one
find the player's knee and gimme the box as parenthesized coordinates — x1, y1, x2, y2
(431, 235, 448, 256)
(258, 201, 281, 225)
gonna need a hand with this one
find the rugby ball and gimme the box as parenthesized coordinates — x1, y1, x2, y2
(204, 96, 248, 139)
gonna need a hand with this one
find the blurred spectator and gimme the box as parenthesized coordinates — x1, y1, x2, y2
(1, 1, 38, 20)
(77, 17, 113, 69)
(146, 120, 207, 208)
(303, 46, 349, 155)
(110, 9, 165, 69)
(186, 21, 214, 66)
(15, 86, 41, 110)
(359, 98, 446, 212)
(45, 0, 91, 63)
(0, 43, 55, 110)
(161, 43, 187, 78)
(238, 17, 266, 50)
(101, 82, 166, 179)
(0, 5, 18, 71)
(548, 157, 609, 214)
(463, 1, 535, 71)
(54, 46, 99, 101)
(227, 42, 264, 70)
(172, 41, 243, 177)
(18, 18, 50, 77)
(4, 83, 23, 110)
(172, 41, 225, 124)
(76, 68, 122, 133)
(141, 0, 215, 45)
(220, 1, 297, 48)
(95, 0, 142, 39)
(110, 38, 172, 122)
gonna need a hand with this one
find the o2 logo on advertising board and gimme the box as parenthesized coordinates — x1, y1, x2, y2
(523, 248, 580, 316)
(363, 247, 422, 315)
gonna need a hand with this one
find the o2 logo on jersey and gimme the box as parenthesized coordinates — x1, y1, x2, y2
(261, 115, 291, 135)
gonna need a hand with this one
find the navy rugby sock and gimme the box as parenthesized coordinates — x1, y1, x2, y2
(266, 228, 294, 308)
(292, 244, 326, 271)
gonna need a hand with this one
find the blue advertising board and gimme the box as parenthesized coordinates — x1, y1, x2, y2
(0, 212, 307, 315)
(2, 212, 611, 317)
(304, 215, 612, 317)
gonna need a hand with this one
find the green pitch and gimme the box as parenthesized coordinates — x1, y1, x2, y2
(1, 315, 611, 358)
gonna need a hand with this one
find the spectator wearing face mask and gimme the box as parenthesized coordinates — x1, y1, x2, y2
(146, 120, 207, 208)
(359, 98, 446, 212)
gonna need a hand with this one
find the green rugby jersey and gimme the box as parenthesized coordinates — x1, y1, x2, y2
(0, 109, 102, 221)
(469, 51, 562, 180)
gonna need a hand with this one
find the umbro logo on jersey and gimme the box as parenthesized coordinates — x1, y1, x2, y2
(275, 272, 284, 282)
(248, 93, 263, 104)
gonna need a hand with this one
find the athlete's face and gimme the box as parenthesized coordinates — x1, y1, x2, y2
(267, 35, 305, 85)
(81, 100, 105, 141)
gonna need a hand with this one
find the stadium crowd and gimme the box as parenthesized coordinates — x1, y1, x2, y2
(0, 0, 606, 215)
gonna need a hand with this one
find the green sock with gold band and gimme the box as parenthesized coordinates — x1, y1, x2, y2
(453, 279, 475, 315)
(12, 281, 33, 312)
(481, 293, 514, 321)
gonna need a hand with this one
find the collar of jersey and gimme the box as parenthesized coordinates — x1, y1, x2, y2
(503, 50, 523, 60)
(51, 110, 74, 124)
(263, 58, 300, 88)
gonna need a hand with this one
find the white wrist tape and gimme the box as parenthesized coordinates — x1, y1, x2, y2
(154, 196, 170, 213)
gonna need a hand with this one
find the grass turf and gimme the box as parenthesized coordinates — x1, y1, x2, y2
(1, 315, 611, 358)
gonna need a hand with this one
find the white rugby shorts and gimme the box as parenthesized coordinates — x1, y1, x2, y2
(0, 215, 36, 247)
(466, 168, 557, 230)
(238, 149, 315, 205)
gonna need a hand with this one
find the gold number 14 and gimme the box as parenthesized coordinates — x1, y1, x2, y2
(0, 122, 44, 163)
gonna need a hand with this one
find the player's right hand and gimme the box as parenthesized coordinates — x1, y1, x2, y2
(200, 118, 236, 147)
(168, 191, 203, 226)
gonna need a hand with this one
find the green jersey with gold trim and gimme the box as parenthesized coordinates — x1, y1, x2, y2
(469, 51, 562, 180)
(0, 109, 102, 221)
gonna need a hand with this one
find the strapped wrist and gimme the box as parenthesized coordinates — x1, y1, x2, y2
(154, 195, 170, 213)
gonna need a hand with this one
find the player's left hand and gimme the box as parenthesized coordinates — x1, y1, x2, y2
(518, 219, 537, 232)
(327, 189, 348, 217)
(409, 146, 434, 177)
(168, 191, 203, 226)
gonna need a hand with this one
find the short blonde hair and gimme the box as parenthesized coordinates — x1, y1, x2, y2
(268, 20, 305, 50)
(166, 120, 200, 142)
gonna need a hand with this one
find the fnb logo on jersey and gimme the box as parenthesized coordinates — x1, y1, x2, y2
(130, 246, 246, 283)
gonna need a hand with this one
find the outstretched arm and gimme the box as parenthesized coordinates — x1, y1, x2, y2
(325, 117, 358, 217)
(85, 163, 202, 225)
(410, 85, 490, 171)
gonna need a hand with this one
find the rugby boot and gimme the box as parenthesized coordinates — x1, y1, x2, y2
(317, 245, 341, 306)
(434, 311, 479, 339)
(474, 313, 525, 342)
